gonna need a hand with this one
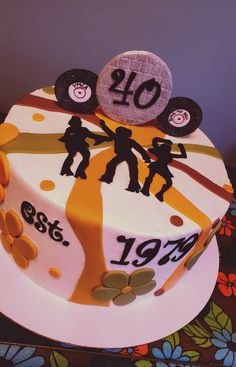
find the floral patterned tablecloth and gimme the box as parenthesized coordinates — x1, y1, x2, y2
(0, 113, 236, 367)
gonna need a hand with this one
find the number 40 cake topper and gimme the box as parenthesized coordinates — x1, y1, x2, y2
(55, 50, 203, 137)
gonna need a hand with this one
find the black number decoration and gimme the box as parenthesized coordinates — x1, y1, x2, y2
(110, 233, 199, 268)
(158, 234, 199, 266)
(109, 68, 161, 109)
(132, 239, 161, 267)
(110, 235, 135, 265)
(134, 78, 161, 109)
(109, 69, 136, 106)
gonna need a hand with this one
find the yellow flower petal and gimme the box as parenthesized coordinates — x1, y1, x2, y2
(0, 151, 10, 186)
(129, 268, 155, 287)
(92, 286, 120, 301)
(103, 270, 129, 289)
(0, 123, 19, 148)
(0, 184, 5, 203)
(113, 292, 136, 306)
(133, 280, 156, 295)
(5, 210, 23, 237)
(14, 236, 38, 260)
(1, 233, 12, 253)
(0, 209, 8, 234)
(12, 245, 29, 269)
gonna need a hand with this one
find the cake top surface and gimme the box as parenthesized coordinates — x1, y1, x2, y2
(2, 85, 232, 240)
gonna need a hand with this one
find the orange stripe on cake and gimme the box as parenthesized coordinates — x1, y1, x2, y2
(67, 148, 116, 306)
(17, 94, 100, 126)
(137, 159, 212, 294)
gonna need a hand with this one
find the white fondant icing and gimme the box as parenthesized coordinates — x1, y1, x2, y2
(0, 87, 231, 306)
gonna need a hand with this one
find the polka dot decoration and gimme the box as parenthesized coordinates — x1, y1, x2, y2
(42, 86, 55, 95)
(223, 183, 233, 193)
(49, 267, 61, 278)
(170, 215, 184, 227)
(40, 180, 55, 191)
(32, 113, 45, 122)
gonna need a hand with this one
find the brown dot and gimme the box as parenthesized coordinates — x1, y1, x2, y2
(40, 180, 55, 191)
(49, 267, 61, 278)
(170, 215, 183, 227)
(154, 288, 165, 296)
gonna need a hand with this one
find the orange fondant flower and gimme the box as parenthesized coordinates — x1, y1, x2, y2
(120, 344, 149, 357)
(0, 209, 38, 268)
(218, 215, 235, 237)
(0, 151, 10, 203)
(217, 272, 236, 297)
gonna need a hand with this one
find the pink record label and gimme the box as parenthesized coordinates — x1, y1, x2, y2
(96, 51, 173, 125)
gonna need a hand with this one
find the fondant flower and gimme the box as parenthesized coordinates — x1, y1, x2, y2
(0, 344, 44, 366)
(152, 341, 192, 367)
(0, 151, 10, 204)
(92, 268, 156, 306)
(218, 216, 235, 236)
(0, 209, 38, 268)
(211, 329, 236, 367)
(104, 344, 148, 357)
(217, 272, 236, 297)
(120, 345, 149, 357)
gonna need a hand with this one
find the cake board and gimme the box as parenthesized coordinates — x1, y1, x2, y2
(0, 237, 219, 348)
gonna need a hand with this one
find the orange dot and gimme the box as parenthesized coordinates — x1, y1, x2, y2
(40, 180, 55, 191)
(42, 86, 55, 95)
(223, 183, 233, 193)
(32, 113, 45, 122)
(49, 267, 61, 278)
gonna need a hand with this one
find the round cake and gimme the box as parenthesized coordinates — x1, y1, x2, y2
(0, 51, 233, 308)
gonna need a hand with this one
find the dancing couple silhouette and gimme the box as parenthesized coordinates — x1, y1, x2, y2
(59, 116, 187, 201)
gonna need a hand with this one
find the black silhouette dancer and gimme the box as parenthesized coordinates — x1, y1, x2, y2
(59, 116, 109, 178)
(99, 120, 151, 192)
(141, 137, 187, 201)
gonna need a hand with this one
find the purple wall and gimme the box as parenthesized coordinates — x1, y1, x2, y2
(0, 0, 235, 165)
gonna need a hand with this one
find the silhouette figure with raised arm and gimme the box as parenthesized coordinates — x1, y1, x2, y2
(99, 119, 151, 192)
(141, 137, 187, 201)
(59, 116, 109, 179)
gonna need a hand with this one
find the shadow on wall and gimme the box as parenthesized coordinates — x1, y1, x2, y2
(225, 146, 236, 168)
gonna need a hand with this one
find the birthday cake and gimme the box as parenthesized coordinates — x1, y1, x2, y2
(0, 51, 232, 307)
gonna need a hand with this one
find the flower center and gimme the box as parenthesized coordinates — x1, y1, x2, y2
(227, 341, 236, 352)
(227, 282, 233, 287)
(121, 286, 132, 294)
(6, 234, 14, 245)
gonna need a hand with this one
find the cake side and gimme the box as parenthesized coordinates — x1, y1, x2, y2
(0, 87, 232, 307)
